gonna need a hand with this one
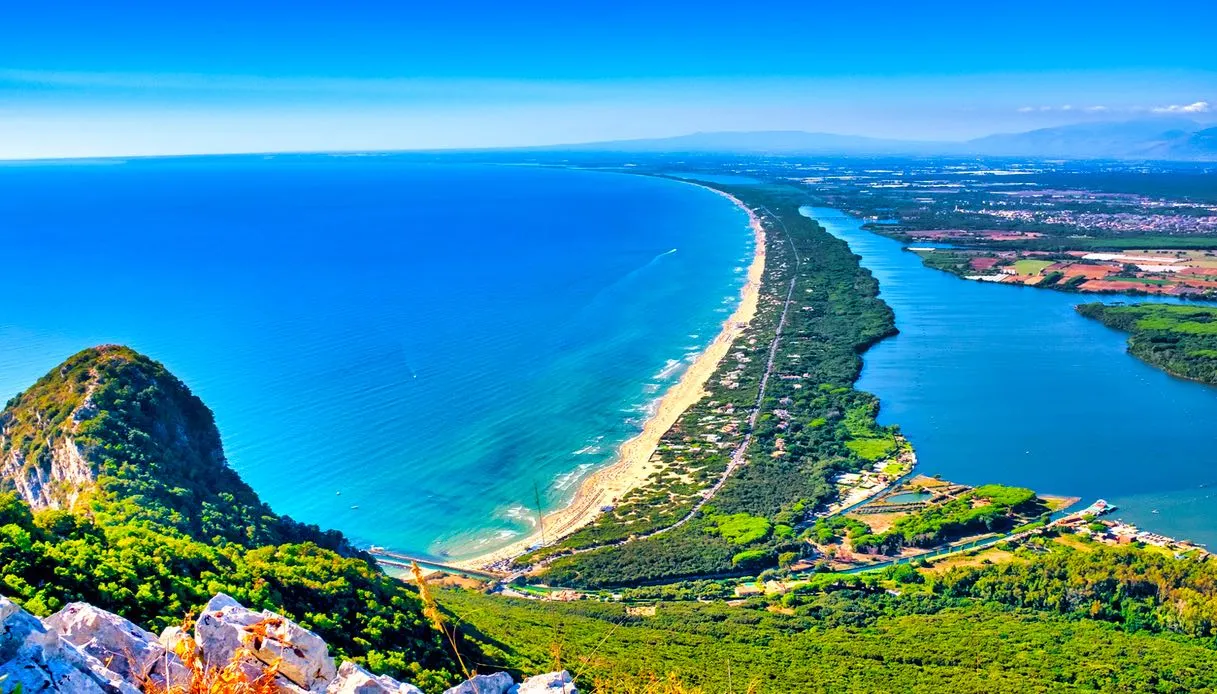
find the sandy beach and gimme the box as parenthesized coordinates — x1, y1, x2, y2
(453, 187, 766, 570)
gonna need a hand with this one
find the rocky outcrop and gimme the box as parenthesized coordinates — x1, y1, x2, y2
(514, 671, 577, 694)
(0, 593, 575, 694)
(443, 672, 514, 694)
(0, 596, 137, 694)
(440, 670, 576, 694)
(327, 661, 423, 693)
(195, 593, 336, 692)
(0, 436, 95, 512)
(44, 602, 187, 688)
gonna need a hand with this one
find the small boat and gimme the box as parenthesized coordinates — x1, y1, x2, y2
(1152, 509, 1160, 514)
(351, 505, 359, 510)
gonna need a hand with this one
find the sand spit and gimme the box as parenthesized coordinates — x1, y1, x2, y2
(453, 186, 766, 570)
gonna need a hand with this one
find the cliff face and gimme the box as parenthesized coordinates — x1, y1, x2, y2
(0, 434, 94, 511)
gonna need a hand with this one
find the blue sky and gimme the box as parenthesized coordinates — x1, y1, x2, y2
(1, 0, 1214, 158)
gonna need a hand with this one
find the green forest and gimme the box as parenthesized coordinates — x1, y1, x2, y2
(442, 573, 1217, 692)
(1078, 303, 1217, 384)
(435, 526, 1217, 691)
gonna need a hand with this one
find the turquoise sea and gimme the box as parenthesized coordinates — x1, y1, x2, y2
(0, 157, 753, 559)
(807, 207, 1217, 547)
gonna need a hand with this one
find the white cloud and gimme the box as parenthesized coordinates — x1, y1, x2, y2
(1152, 101, 1211, 114)
(1018, 102, 1207, 116)
(1020, 104, 1107, 113)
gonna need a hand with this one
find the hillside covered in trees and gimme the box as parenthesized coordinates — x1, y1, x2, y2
(0, 346, 464, 690)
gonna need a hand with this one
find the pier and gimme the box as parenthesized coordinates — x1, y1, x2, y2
(368, 549, 503, 582)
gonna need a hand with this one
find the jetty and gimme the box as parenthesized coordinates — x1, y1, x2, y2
(369, 549, 503, 582)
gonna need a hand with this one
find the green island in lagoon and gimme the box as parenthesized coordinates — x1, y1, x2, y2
(1077, 303, 1217, 384)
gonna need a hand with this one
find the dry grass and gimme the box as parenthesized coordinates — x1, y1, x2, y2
(411, 562, 472, 682)
(141, 616, 285, 694)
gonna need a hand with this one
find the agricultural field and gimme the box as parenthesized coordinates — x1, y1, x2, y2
(913, 247, 1217, 298)
(1012, 259, 1054, 275)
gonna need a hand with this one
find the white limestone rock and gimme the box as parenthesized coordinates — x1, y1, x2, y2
(444, 671, 515, 694)
(326, 660, 424, 694)
(512, 671, 576, 694)
(194, 592, 336, 692)
(194, 593, 260, 670)
(0, 595, 137, 694)
(158, 625, 193, 658)
(45, 602, 188, 688)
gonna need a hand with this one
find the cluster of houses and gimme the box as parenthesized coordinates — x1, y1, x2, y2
(1053, 500, 1209, 558)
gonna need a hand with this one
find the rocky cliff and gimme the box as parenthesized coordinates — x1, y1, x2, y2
(1, 592, 573, 694)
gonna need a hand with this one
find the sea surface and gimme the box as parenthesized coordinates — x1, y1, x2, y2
(0, 156, 753, 559)
(806, 206, 1217, 547)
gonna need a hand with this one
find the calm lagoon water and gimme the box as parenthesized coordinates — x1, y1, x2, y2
(805, 206, 1217, 546)
(0, 157, 753, 559)
(884, 491, 934, 505)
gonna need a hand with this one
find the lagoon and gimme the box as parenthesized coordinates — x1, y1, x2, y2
(805, 206, 1217, 547)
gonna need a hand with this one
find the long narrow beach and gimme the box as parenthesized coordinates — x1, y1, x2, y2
(455, 187, 765, 569)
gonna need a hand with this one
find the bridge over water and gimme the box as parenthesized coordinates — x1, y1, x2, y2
(369, 549, 503, 582)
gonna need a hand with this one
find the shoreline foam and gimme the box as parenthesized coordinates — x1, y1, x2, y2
(452, 185, 766, 570)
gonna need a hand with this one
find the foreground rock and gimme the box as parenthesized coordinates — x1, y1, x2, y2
(328, 661, 424, 693)
(44, 602, 188, 689)
(515, 671, 577, 693)
(0, 592, 576, 694)
(0, 596, 137, 694)
(443, 671, 514, 694)
(195, 593, 336, 691)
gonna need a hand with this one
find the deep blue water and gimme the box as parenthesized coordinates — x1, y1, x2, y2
(806, 206, 1217, 546)
(0, 157, 752, 559)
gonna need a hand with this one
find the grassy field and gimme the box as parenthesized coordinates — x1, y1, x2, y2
(1012, 259, 1053, 275)
(845, 436, 897, 461)
(921, 546, 1017, 575)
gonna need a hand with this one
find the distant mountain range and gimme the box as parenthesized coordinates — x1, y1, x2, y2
(546, 119, 1217, 161)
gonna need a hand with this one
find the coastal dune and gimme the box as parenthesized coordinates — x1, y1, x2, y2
(457, 187, 765, 569)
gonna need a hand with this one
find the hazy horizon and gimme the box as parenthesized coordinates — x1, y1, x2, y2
(2, 0, 1214, 159)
